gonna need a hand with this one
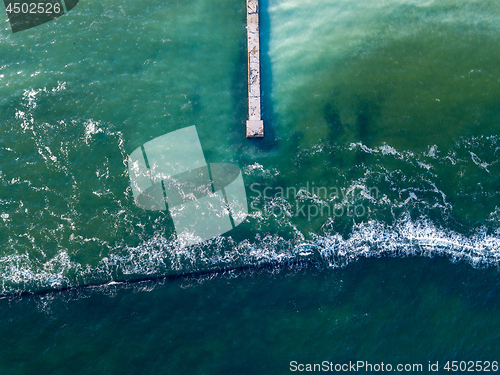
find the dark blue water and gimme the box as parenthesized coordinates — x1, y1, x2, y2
(1, 257, 500, 374)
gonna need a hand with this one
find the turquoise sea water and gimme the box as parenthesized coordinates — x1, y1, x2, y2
(1, 0, 500, 372)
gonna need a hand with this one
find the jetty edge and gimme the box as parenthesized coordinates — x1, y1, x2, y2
(246, 0, 264, 138)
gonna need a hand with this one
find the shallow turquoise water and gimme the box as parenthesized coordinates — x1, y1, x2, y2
(1, 0, 500, 372)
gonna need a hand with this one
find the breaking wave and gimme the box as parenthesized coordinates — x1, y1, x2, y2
(1, 213, 500, 295)
(2, 82, 500, 296)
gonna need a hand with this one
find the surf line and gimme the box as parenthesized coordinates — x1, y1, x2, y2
(0, 258, 322, 298)
(246, 0, 264, 138)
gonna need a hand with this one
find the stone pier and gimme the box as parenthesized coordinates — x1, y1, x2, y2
(246, 0, 264, 138)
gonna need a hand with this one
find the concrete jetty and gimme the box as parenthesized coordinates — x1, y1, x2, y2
(246, 0, 264, 138)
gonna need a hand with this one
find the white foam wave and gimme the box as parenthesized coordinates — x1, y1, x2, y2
(316, 216, 500, 268)
(2, 213, 500, 295)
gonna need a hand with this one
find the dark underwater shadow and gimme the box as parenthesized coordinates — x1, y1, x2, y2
(255, 0, 277, 150)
